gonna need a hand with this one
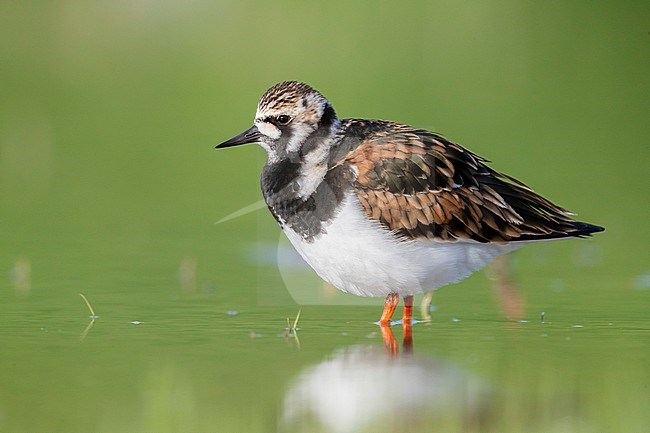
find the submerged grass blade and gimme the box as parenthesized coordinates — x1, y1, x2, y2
(292, 309, 302, 331)
(79, 293, 97, 341)
(79, 293, 97, 318)
(80, 318, 95, 341)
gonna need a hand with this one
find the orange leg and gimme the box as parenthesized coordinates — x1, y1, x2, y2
(402, 321, 413, 354)
(380, 324, 399, 356)
(402, 295, 414, 325)
(402, 295, 414, 353)
(379, 293, 399, 326)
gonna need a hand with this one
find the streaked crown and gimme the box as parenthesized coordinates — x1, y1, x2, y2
(254, 81, 338, 156)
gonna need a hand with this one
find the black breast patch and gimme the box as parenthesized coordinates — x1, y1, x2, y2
(261, 161, 352, 242)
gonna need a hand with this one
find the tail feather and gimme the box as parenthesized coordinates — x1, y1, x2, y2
(570, 221, 605, 237)
(515, 220, 604, 242)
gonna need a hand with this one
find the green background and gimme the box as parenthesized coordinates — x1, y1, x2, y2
(1, 1, 648, 432)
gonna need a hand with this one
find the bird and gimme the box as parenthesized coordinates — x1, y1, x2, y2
(216, 81, 604, 326)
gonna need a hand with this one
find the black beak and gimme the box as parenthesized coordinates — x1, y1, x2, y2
(216, 125, 261, 149)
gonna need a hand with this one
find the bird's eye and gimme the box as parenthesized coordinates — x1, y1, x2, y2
(277, 115, 291, 125)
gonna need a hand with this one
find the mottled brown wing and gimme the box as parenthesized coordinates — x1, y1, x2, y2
(341, 120, 597, 243)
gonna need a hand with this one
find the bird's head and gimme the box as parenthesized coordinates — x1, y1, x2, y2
(217, 81, 338, 162)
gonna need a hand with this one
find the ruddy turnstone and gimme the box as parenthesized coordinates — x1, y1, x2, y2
(216, 81, 604, 325)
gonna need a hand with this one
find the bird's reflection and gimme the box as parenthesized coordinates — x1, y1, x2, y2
(280, 329, 490, 433)
(278, 255, 532, 431)
(380, 322, 412, 356)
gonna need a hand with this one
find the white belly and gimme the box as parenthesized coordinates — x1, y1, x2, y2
(282, 193, 523, 297)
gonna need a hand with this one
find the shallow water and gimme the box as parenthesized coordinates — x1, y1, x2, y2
(1, 240, 648, 432)
(1, 2, 649, 432)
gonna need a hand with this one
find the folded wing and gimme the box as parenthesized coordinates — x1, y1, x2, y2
(340, 120, 603, 243)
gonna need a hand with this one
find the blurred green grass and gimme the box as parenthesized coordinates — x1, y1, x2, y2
(2, 1, 647, 252)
